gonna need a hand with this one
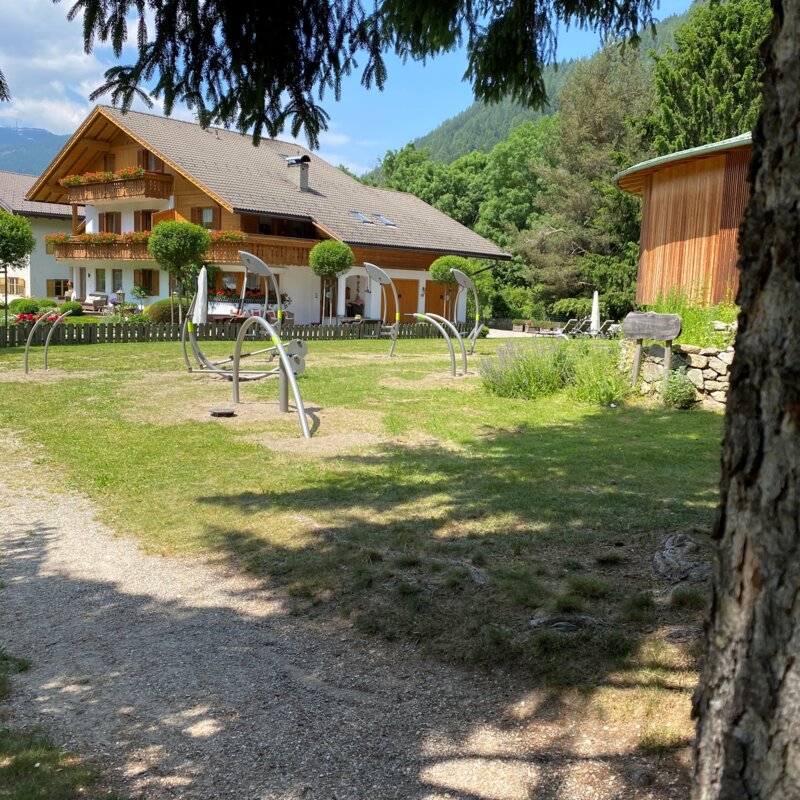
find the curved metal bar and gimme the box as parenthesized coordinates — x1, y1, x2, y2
(24, 310, 60, 374)
(426, 312, 467, 375)
(232, 316, 311, 439)
(364, 262, 400, 357)
(43, 309, 74, 370)
(451, 268, 481, 355)
(409, 313, 456, 377)
(239, 251, 283, 334)
(181, 294, 198, 372)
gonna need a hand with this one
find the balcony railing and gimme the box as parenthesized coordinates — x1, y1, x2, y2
(52, 234, 316, 266)
(66, 172, 174, 203)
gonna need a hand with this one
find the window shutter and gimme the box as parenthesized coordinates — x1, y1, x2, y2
(133, 210, 142, 233)
(98, 213, 106, 233)
(241, 214, 259, 235)
(47, 279, 55, 296)
(137, 149, 147, 168)
(153, 156, 164, 173)
(115, 212, 122, 234)
(191, 207, 200, 225)
(235, 272, 244, 293)
(133, 269, 142, 288)
(212, 206, 221, 231)
(151, 270, 160, 296)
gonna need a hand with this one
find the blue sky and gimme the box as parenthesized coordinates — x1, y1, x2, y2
(0, 0, 695, 174)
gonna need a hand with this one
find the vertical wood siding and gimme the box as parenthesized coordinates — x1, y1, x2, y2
(636, 149, 751, 306)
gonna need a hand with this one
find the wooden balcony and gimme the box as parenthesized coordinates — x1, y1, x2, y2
(66, 172, 174, 203)
(52, 234, 316, 265)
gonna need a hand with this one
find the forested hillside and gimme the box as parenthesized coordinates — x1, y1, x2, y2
(412, 8, 689, 165)
(369, 0, 769, 323)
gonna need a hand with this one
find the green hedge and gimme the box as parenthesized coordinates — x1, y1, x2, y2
(145, 297, 191, 324)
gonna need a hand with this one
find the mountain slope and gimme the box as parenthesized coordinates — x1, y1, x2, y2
(413, 8, 691, 163)
(0, 126, 70, 175)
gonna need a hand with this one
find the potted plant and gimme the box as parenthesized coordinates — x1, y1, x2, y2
(512, 318, 525, 332)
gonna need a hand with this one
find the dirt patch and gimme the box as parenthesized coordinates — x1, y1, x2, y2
(0, 369, 101, 382)
(380, 372, 479, 391)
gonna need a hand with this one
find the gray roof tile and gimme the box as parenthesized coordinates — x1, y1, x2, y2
(101, 107, 509, 260)
(0, 170, 74, 218)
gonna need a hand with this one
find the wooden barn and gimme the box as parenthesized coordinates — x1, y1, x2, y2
(615, 133, 752, 306)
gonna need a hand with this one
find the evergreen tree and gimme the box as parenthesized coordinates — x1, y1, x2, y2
(646, 0, 771, 154)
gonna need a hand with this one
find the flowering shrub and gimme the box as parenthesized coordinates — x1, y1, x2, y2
(44, 232, 71, 244)
(120, 231, 151, 243)
(209, 230, 247, 243)
(75, 232, 120, 245)
(58, 166, 146, 187)
(14, 312, 58, 325)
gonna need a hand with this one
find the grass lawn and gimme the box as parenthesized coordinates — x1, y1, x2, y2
(0, 337, 723, 750)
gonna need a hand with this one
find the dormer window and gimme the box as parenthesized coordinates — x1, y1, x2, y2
(374, 214, 396, 227)
(350, 211, 373, 224)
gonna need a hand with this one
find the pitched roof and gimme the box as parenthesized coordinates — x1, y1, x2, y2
(615, 133, 753, 195)
(0, 170, 74, 218)
(32, 106, 509, 260)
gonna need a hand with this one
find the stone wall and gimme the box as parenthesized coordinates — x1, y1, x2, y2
(622, 341, 733, 409)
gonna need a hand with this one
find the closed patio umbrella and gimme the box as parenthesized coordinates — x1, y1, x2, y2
(192, 266, 208, 324)
(590, 290, 601, 334)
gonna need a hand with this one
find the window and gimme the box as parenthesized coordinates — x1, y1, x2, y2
(103, 153, 116, 172)
(98, 211, 121, 234)
(349, 211, 373, 224)
(0, 276, 26, 295)
(138, 149, 164, 172)
(46, 278, 70, 297)
(133, 269, 159, 296)
(192, 207, 218, 230)
(374, 214, 396, 227)
(112, 269, 123, 292)
(95, 269, 106, 293)
(134, 209, 156, 232)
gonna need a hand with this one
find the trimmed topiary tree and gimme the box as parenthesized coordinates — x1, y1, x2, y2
(309, 239, 354, 322)
(0, 209, 36, 326)
(428, 254, 490, 322)
(147, 221, 211, 323)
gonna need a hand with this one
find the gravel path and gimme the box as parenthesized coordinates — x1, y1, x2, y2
(0, 433, 686, 799)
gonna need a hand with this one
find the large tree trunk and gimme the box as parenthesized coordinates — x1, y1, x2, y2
(692, 0, 800, 797)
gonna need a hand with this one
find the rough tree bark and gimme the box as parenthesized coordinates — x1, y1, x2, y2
(692, 0, 800, 797)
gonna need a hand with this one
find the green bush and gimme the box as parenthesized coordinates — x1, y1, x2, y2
(145, 297, 191, 324)
(38, 298, 58, 308)
(663, 367, 697, 409)
(309, 239, 354, 279)
(59, 300, 84, 317)
(568, 342, 630, 405)
(648, 291, 739, 348)
(8, 298, 40, 314)
(429, 255, 466, 285)
(479, 340, 573, 399)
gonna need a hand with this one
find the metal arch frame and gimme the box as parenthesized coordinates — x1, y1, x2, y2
(451, 268, 481, 355)
(238, 251, 283, 335)
(425, 312, 467, 375)
(363, 261, 399, 357)
(408, 312, 458, 377)
(24, 309, 73, 374)
(232, 316, 311, 439)
(181, 252, 290, 381)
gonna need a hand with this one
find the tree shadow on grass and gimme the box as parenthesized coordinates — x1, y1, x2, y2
(2, 506, 694, 799)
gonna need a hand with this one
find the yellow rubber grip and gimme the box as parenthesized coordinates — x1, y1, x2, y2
(187, 321, 194, 332)
(395, 313, 400, 322)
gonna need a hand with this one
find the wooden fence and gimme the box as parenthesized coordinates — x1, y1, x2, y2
(0, 321, 468, 348)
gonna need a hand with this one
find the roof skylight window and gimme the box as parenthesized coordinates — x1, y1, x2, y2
(374, 214, 396, 227)
(350, 211, 374, 224)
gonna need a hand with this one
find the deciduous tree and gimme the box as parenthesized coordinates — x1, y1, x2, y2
(0, 210, 35, 326)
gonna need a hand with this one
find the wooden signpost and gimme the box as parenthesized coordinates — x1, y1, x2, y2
(622, 311, 683, 389)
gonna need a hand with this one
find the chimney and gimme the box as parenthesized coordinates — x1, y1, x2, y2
(287, 154, 311, 191)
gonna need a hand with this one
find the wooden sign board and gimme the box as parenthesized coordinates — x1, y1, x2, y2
(623, 311, 683, 390)
(623, 312, 682, 341)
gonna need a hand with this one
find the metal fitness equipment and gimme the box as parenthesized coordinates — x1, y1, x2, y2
(232, 315, 311, 439)
(406, 313, 466, 377)
(24, 308, 73, 374)
(363, 261, 399, 356)
(451, 268, 481, 355)
(425, 312, 467, 375)
(181, 254, 303, 382)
